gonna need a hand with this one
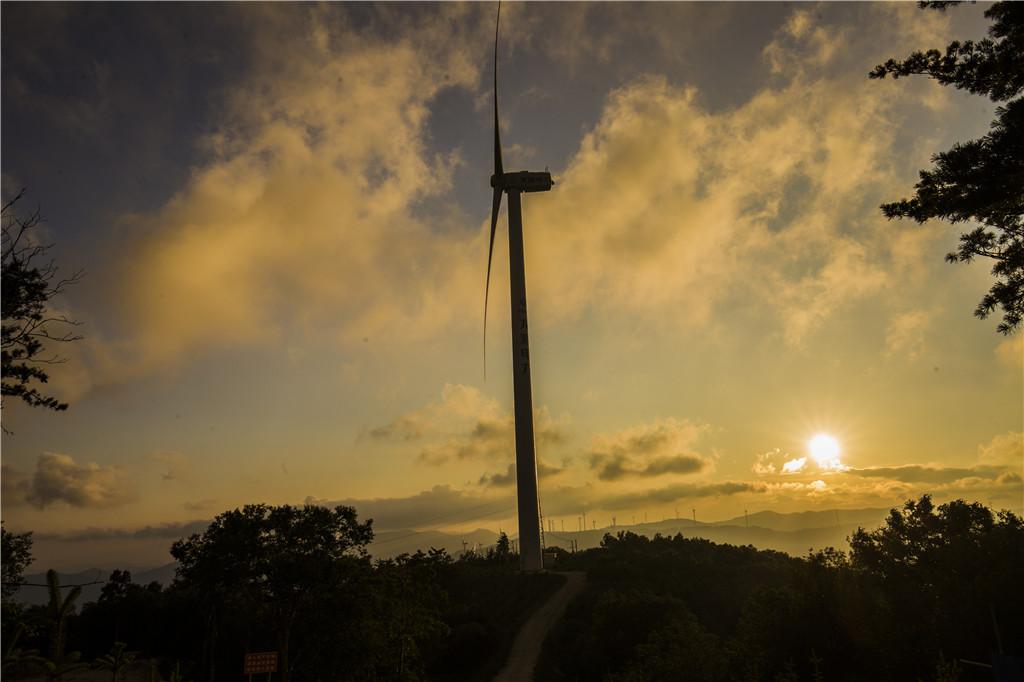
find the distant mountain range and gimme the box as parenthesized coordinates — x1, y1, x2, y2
(715, 507, 891, 532)
(13, 506, 892, 606)
(14, 562, 179, 607)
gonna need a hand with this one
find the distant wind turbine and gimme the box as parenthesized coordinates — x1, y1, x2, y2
(483, 3, 554, 572)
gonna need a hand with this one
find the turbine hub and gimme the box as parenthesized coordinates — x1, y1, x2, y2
(491, 171, 554, 193)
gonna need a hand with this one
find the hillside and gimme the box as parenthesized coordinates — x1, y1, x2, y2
(13, 507, 890, 606)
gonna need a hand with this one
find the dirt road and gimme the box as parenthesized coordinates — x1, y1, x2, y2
(492, 571, 586, 682)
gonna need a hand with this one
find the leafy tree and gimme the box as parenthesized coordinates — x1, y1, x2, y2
(1, 525, 33, 600)
(170, 504, 374, 682)
(870, 2, 1024, 333)
(490, 531, 513, 564)
(619, 611, 727, 682)
(95, 569, 150, 645)
(850, 495, 1024, 668)
(99, 569, 133, 604)
(1, 190, 83, 416)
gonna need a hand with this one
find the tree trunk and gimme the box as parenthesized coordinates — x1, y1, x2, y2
(277, 613, 293, 682)
(203, 607, 217, 682)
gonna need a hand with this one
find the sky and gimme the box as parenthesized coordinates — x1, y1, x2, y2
(1, 2, 1021, 571)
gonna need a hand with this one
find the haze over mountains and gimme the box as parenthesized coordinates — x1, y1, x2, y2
(15, 506, 891, 606)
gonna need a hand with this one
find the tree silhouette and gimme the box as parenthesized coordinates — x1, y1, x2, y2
(493, 531, 511, 563)
(98, 569, 134, 644)
(45, 570, 82, 664)
(871, 2, 1024, 333)
(850, 495, 1024, 670)
(1, 191, 83, 417)
(171, 504, 373, 682)
(1, 525, 33, 601)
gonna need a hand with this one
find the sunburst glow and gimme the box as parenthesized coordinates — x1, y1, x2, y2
(808, 433, 844, 470)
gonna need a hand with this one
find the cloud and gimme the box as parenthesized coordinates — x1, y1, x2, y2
(753, 449, 781, 475)
(3, 453, 136, 509)
(150, 451, 192, 482)
(514, 3, 961, 347)
(478, 460, 564, 488)
(183, 498, 219, 512)
(370, 384, 503, 441)
(885, 309, 933, 359)
(782, 457, 808, 474)
(595, 454, 710, 481)
(603, 481, 767, 510)
(371, 384, 569, 465)
(1, 465, 31, 506)
(479, 466, 517, 488)
(57, 2, 964, 394)
(306, 484, 514, 531)
(994, 335, 1023, 368)
(845, 465, 1006, 484)
(754, 446, 849, 477)
(758, 469, 1023, 509)
(977, 432, 1023, 468)
(843, 434, 1021, 487)
(75, 4, 490, 382)
(588, 418, 712, 481)
(34, 519, 211, 543)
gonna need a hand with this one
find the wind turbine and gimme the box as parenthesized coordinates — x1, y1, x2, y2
(484, 3, 553, 573)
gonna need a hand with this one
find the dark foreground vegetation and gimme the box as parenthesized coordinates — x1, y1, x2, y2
(538, 495, 1023, 682)
(2, 508, 563, 682)
(3, 495, 1021, 681)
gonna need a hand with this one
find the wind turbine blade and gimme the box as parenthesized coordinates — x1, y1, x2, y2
(484, 1, 504, 381)
(484, 186, 502, 379)
(493, 2, 503, 177)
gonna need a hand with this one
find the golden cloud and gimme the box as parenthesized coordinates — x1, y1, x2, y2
(78, 2, 965, 385)
(588, 418, 712, 480)
(3, 453, 136, 510)
(370, 383, 569, 465)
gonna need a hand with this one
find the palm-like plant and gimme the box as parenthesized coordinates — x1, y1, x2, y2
(45, 569, 82, 663)
(40, 655, 88, 679)
(39, 652, 88, 682)
(94, 642, 136, 682)
(1, 624, 44, 674)
(168, 660, 190, 682)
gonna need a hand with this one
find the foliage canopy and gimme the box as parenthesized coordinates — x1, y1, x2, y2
(1, 192, 82, 415)
(871, 1, 1024, 333)
(1, 526, 33, 601)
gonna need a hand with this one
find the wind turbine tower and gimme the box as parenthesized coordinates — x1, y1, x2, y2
(484, 4, 554, 572)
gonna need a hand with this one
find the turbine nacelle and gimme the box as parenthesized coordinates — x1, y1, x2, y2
(491, 171, 554, 193)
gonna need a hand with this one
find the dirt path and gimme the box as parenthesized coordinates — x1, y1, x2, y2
(493, 571, 586, 682)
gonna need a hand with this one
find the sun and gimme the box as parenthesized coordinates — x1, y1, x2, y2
(808, 433, 844, 470)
